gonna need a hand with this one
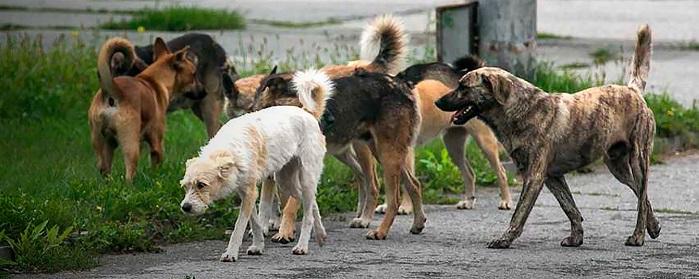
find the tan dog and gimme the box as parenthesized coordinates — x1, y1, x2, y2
(378, 79, 512, 213)
(89, 37, 199, 182)
(436, 25, 658, 248)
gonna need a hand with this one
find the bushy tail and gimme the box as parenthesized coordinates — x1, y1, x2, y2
(451, 55, 485, 73)
(360, 14, 408, 75)
(97, 37, 136, 98)
(292, 69, 335, 119)
(628, 24, 652, 93)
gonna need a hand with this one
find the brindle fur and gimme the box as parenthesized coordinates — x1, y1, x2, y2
(435, 25, 658, 248)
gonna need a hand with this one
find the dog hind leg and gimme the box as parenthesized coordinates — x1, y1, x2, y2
(544, 176, 584, 247)
(92, 130, 116, 177)
(293, 145, 326, 254)
(443, 127, 477, 209)
(605, 140, 659, 243)
(116, 118, 141, 183)
(334, 147, 371, 228)
(272, 179, 298, 244)
(259, 177, 280, 235)
(468, 122, 513, 210)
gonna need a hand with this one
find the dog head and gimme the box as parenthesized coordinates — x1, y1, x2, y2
(252, 66, 301, 111)
(435, 67, 514, 125)
(179, 150, 239, 215)
(147, 37, 202, 97)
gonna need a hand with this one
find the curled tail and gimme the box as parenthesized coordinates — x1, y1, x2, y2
(628, 24, 652, 93)
(360, 14, 408, 75)
(292, 69, 335, 119)
(97, 37, 136, 98)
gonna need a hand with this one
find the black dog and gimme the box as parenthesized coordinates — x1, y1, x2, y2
(396, 55, 484, 88)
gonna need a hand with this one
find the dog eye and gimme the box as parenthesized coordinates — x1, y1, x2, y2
(196, 182, 206, 189)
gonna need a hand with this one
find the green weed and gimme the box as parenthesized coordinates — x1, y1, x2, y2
(101, 7, 245, 31)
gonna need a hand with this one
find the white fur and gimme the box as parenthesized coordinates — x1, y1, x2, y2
(180, 106, 327, 261)
(292, 68, 334, 113)
(359, 14, 409, 74)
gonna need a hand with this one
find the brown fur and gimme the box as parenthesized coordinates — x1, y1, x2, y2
(435, 26, 657, 248)
(89, 38, 199, 182)
(225, 74, 266, 118)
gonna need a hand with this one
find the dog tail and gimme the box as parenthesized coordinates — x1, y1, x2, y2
(360, 14, 408, 75)
(628, 24, 652, 93)
(97, 37, 137, 98)
(292, 69, 335, 119)
(451, 55, 485, 73)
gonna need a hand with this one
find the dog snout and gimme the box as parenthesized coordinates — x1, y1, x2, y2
(181, 202, 193, 213)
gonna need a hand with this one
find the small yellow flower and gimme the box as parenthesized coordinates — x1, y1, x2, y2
(137, 26, 145, 33)
(96, 206, 103, 211)
(666, 109, 674, 117)
(70, 31, 79, 37)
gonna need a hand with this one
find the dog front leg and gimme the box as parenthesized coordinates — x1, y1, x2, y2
(488, 152, 548, 249)
(221, 185, 257, 262)
(545, 176, 584, 247)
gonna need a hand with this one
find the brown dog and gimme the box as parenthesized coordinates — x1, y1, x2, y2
(435, 25, 658, 248)
(89, 37, 199, 182)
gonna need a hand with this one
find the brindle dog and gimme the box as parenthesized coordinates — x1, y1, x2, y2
(436, 25, 659, 248)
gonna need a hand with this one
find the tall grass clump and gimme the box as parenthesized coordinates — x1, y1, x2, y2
(101, 7, 245, 31)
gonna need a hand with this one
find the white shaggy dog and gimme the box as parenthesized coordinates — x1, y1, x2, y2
(179, 69, 334, 262)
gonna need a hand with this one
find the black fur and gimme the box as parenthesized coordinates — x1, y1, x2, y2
(395, 55, 484, 88)
(322, 70, 415, 145)
(123, 33, 234, 100)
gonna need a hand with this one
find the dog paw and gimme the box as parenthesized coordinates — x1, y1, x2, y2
(456, 199, 476, 210)
(271, 232, 295, 244)
(374, 204, 387, 214)
(366, 230, 387, 240)
(291, 245, 308, 255)
(410, 224, 425, 235)
(625, 235, 645, 246)
(246, 245, 264, 255)
(560, 235, 583, 247)
(315, 232, 328, 247)
(220, 251, 238, 262)
(647, 221, 661, 239)
(349, 218, 371, 228)
(397, 205, 413, 215)
(487, 238, 512, 249)
(498, 199, 512, 210)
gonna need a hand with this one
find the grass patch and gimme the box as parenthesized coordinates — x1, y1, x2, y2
(537, 32, 572, 40)
(589, 47, 620, 65)
(251, 18, 342, 28)
(101, 6, 245, 31)
(673, 40, 699, 51)
(559, 62, 590, 70)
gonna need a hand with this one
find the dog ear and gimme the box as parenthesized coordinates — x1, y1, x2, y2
(209, 150, 236, 179)
(482, 72, 512, 105)
(269, 65, 278, 75)
(173, 46, 196, 70)
(153, 37, 171, 61)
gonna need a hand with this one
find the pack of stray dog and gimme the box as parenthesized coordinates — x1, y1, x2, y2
(88, 13, 660, 262)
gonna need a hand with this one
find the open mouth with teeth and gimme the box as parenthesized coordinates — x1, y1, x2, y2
(451, 105, 478, 125)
